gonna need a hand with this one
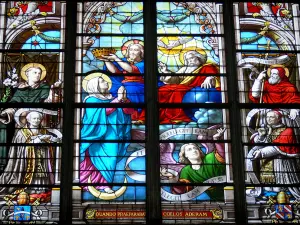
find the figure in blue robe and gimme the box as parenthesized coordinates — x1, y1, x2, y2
(79, 76, 133, 192)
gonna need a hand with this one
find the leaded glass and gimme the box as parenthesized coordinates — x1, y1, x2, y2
(157, 2, 233, 224)
(78, 2, 143, 34)
(0, 1, 66, 223)
(241, 108, 300, 223)
(73, 2, 146, 223)
(157, 2, 223, 35)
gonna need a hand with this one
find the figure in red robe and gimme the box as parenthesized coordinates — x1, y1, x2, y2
(249, 66, 300, 119)
(158, 50, 220, 124)
(250, 110, 300, 199)
(101, 41, 145, 123)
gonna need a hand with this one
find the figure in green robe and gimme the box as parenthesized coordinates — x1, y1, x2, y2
(173, 129, 226, 200)
(0, 63, 61, 171)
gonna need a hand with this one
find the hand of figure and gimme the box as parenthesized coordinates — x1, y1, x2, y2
(257, 70, 267, 80)
(117, 86, 127, 101)
(252, 150, 262, 160)
(158, 61, 167, 73)
(213, 128, 226, 140)
(51, 137, 62, 143)
(31, 136, 41, 143)
(201, 76, 216, 88)
(257, 128, 266, 137)
(52, 80, 62, 89)
(289, 109, 298, 120)
(160, 167, 174, 178)
(101, 54, 119, 62)
(39, 135, 52, 141)
(197, 129, 208, 140)
(104, 187, 114, 194)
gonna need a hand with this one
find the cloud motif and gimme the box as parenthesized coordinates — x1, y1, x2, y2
(194, 108, 223, 128)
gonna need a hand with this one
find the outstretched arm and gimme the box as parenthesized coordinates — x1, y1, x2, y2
(101, 54, 134, 73)
(213, 128, 226, 160)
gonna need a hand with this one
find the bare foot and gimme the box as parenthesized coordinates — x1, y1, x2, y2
(104, 187, 114, 194)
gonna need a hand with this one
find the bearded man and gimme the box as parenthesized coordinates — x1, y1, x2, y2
(158, 50, 220, 124)
(249, 66, 300, 120)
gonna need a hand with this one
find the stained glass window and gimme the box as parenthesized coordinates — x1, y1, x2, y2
(1, 1, 300, 224)
(157, 2, 234, 224)
(0, 1, 66, 223)
(73, 2, 146, 223)
(234, 2, 300, 223)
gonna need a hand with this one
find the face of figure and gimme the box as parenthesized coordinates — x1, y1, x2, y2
(128, 44, 142, 61)
(268, 69, 281, 84)
(184, 144, 201, 161)
(27, 112, 42, 127)
(185, 52, 201, 67)
(26, 67, 42, 84)
(98, 77, 109, 92)
(266, 111, 281, 125)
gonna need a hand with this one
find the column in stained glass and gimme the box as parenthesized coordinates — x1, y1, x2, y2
(157, 2, 234, 223)
(73, 2, 146, 223)
(234, 2, 300, 223)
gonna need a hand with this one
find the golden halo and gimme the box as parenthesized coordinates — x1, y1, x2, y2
(82, 72, 112, 92)
(267, 64, 289, 77)
(21, 63, 47, 81)
(179, 48, 207, 65)
(121, 39, 144, 56)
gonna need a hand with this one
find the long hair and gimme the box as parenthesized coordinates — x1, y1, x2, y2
(183, 50, 207, 66)
(125, 43, 144, 59)
(178, 143, 204, 164)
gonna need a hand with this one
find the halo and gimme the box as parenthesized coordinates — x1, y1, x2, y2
(121, 39, 144, 56)
(267, 64, 289, 77)
(179, 47, 207, 65)
(82, 72, 112, 92)
(21, 63, 47, 81)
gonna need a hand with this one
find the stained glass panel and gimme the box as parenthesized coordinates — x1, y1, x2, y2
(157, 2, 233, 224)
(0, 1, 65, 223)
(0, 1, 65, 50)
(157, 2, 223, 35)
(233, 3, 300, 51)
(73, 2, 146, 223)
(236, 52, 300, 104)
(0, 108, 63, 223)
(242, 107, 300, 223)
(78, 2, 143, 34)
(159, 108, 230, 137)
(0, 53, 64, 103)
(157, 36, 225, 73)
(234, 3, 300, 105)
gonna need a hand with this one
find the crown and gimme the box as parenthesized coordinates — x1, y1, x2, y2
(92, 47, 116, 59)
